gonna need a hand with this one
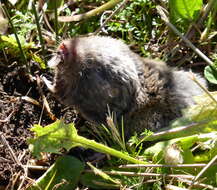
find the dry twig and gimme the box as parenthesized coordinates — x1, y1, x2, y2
(58, 0, 122, 22)
(165, 184, 187, 190)
(85, 170, 195, 180)
(36, 75, 56, 121)
(0, 132, 21, 165)
(119, 163, 215, 169)
(179, 178, 217, 190)
(0, 133, 29, 190)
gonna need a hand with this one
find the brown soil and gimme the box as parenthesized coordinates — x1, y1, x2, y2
(0, 64, 79, 189)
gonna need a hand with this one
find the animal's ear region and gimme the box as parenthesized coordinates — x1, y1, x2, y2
(59, 43, 68, 56)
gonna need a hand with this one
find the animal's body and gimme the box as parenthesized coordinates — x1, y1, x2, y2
(44, 36, 206, 137)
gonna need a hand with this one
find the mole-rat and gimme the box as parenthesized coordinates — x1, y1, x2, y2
(43, 35, 206, 137)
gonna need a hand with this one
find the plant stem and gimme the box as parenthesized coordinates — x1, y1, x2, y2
(32, 1, 46, 60)
(74, 135, 147, 165)
(54, 0, 58, 42)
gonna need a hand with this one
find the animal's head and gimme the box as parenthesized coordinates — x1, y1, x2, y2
(48, 38, 79, 71)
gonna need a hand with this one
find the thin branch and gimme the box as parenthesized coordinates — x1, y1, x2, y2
(0, 132, 21, 165)
(58, 0, 122, 22)
(0, 132, 29, 190)
(119, 163, 215, 169)
(42, 10, 55, 33)
(21, 96, 40, 107)
(165, 184, 188, 190)
(17, 164, 28, 190)
(178, 178, 217, 190)
(0, 107, 15, 123)
(141, 122, 205, 142)
(36, 75, 56, 121)
(85, 170, 195, 179)
(23, 165, 49, 170)
(94, 0, 129, 34)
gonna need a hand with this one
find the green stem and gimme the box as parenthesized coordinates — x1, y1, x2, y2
(74, 135, 147, 165)
(32, 1, 46, 60)
(54, 0, 58, 43)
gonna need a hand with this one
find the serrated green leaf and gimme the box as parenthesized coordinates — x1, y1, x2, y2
(28, 120, 147, 164)
(28, 155, 84, 190)
(28, 120, 81, 158)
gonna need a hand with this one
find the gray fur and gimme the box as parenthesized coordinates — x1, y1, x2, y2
(46, 35, 206, 137)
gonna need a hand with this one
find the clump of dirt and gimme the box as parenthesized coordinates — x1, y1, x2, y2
(0, 64, 77, 188)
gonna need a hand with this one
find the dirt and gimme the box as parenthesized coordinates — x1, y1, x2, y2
(0, 64, 80, 188)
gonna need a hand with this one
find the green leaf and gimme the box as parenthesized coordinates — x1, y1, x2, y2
(28, 120, 147, 164)
(31, 53, 47, 69)
(169, 0, 202, 23)
(204, 65, 217, 84)
(28, 155, 84, 190)
(144, 133, 217, 163)
(28, 120, 81, 158)
(144, 135, 197, 162)
(0, 35, 35, 63)
(0, 35, 34, 50)
(47, 0, 64, 10)
(186, 92, 217, 124)
(143, 133, 217, 184)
